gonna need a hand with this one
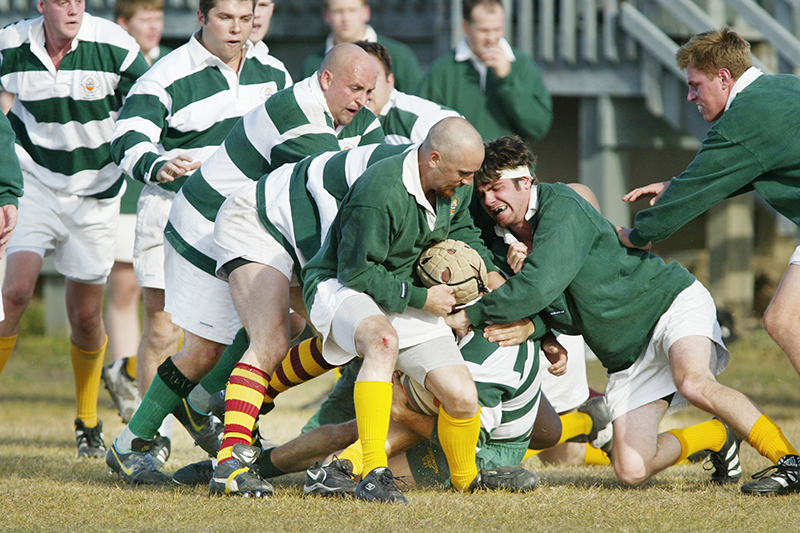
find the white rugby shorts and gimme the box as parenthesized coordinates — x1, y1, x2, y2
(540, 334, 590, 413)
(789, 245, 800, 266)
(605, 280, 729, 421)
(114, 213, 136, 264)
(163, 240, 241, 345)
(214, 185, 297, 285)
(310, 279, 461, 377)
(8, 172, 119, 283)
(134, 186, 175, 289)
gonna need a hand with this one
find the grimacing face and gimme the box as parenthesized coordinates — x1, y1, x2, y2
(685, 65, 729, 122)
(477, 176, 532, 227)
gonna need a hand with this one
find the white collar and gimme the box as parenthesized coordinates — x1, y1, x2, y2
(307, 74, 336, 128)
(325, 24, 378, 52)
(493, 184, 538, 244)
(32, 13, 91, 55)
(725, 66, 762, 111)
(454, 36, 515, 91)
(190, 31, 254, 73)
(402, 147, 438, 229)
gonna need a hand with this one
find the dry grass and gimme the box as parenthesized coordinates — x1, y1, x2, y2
(1, 327, 800, 532)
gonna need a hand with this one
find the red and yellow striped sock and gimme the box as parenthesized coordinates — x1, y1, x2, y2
(354, 380, 391, 476)
(585, 443, 611, 465)
(0, 334, 17, 376)
(263, 336, 335, 408)
(439, 407, 481, 491)
(125, 356, 137, 380)
(666, 418, 727, 464)
(72, 336, 108, 428)
(748, 414, 799, 463)
(218, 363, 269, 464)
(337, 439, 364, 476)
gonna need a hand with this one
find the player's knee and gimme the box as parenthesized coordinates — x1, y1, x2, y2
(67, 304, 103, 335)
(1, 276, 36, 310)
(763, 306, 793, 343)
(614, 460, 649, 487)
(438, 380, 478, 419)
(356, 318, 398, 359)
(328, 420, 358, 449)
(675, 376, 713, 411)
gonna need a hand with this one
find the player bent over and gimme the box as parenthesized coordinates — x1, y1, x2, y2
(447, 135, 800, 490)
(302, 118, 504, 502)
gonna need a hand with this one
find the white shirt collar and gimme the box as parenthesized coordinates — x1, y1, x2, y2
(307, 74, 336, 128)
(725, 66, 762, 111)
(402, 147, 437, 230)
(190, 31, 254, 74)
(494, 184, 538, 244)
(454, 36, 515, 91)
(325, 24, 378, 52)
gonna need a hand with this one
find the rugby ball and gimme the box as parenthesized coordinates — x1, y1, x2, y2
(399, 373, 440, 416)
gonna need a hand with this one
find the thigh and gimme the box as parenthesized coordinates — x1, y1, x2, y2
(228, 262, 291, 349)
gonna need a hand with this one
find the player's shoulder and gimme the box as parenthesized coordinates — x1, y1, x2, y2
(81, 14, 140, 52)
(0, 17, 37, 51)
(250, 42, 290, 74)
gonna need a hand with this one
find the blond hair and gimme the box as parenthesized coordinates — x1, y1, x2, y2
(676, 27, 752, 79)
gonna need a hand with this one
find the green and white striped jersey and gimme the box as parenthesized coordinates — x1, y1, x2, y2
(460, 327, 542, 445)
(165, 74, 385, 276)
(111, 34, 291, 193)
(256, 143, 412, 282)
(0, 13, 148, 197)
(379, 89, 460, 145)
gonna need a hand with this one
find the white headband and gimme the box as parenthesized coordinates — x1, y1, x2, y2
(498, 166, 531, 180)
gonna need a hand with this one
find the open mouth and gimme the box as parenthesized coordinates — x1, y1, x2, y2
(491, 206, 507, 216)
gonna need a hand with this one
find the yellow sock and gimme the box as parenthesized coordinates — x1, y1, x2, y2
(666, 419, 727, 464)
(71, 336, 108, 428)
(218, 363, 269, 463)
(438, 407, 481, 491)
(559, 411, 593, 443)
(354, 380, 391, 476)
(748, 414, 799, 463)
(0, 334, 18, 375)
(125, 356, 137, 380)
(337, 440, 364, 476)
(522, 448, 538, 461)
(585, 444, 611, 465)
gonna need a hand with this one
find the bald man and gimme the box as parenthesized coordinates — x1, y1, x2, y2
(106, 43, 384, 489)
(301, 117, 503, 503)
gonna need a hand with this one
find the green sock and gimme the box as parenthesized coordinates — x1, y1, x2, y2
(127, 374, 183, 443)
(197, 327, 248, 395)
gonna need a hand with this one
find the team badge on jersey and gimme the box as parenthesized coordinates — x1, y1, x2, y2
(80, 74, 102, 98)
(450, 197, 459, 217)
(260, 81, 278, 101)
(338, 138, 357, 151)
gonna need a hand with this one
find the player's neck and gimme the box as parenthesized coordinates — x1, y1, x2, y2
(509, 222, 533, 252)
(44, 31, 74, 70)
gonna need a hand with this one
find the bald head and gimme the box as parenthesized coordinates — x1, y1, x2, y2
(419, 117, 485, 199)
(317, 43, 377, 127)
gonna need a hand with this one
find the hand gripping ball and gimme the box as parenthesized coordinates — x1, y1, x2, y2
(416, 239, 488, 305)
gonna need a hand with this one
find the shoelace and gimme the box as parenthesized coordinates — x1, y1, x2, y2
(750, 463, 786, 480)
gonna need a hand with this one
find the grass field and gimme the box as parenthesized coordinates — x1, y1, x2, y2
(2, 325, 800, 532)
